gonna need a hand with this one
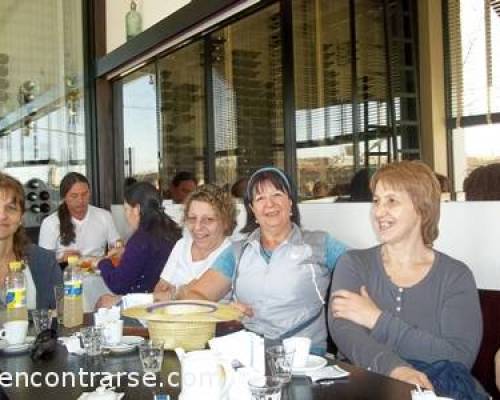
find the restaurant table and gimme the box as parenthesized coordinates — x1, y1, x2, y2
(0, 318, 414, 400)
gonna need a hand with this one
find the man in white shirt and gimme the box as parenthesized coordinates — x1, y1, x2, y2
(38, 172, 120, 262)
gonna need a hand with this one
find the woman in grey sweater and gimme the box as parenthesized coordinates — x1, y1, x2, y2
(329, 161, 482, 389)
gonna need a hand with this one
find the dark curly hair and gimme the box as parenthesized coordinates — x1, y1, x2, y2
(58, 172, 89, 246)
(0, 173, 30, 259)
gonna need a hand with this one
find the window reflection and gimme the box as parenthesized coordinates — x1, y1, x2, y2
(210, 3, 284, 188)
(0, 1, 85, 186)
(158, 40, 206, 192)
(293, 0, 419, 201)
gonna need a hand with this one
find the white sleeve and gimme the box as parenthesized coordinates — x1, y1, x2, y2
(38, 216, 59, 251)
(160, 240, 183, 283)
(104, 210, 121, 245)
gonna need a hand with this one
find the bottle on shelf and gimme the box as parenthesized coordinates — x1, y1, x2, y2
(126, 0, 142, 41)
(4, 261, 28, 321)
(27, 192, 38, 201)
(63, 255, 83, 328)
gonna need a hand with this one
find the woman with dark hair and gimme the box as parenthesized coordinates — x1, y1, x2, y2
(0, 173, 62, 310)
(95, 182, 181, 306)
(176, 167, 346, 354)
(463, 163, 500, 200)
(39, 172, 120, 262)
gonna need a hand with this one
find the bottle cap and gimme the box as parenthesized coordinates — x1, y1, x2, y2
(8, 261, 22, 271)
(67, 255, 80, 264)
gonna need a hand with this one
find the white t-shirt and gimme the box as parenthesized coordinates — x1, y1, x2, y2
(160, 235, 231, 287)
(38, 205, 121, 259)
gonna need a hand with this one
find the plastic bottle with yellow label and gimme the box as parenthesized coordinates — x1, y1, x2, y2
(63, 255, 83, 328)
(4, 261, 28, 321)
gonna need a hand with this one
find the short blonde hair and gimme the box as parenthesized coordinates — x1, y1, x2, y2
(370, 161, 441, 245)
(183, 184, 237, 236)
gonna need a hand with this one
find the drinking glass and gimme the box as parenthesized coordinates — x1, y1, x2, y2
(53, 284, 64, 324)
(248, 376, 282, 400)
(266, 345, 295, 384)
(139, 340, 165, 373)
(32, 309, 52, 334)
(80, 326, 104, 356)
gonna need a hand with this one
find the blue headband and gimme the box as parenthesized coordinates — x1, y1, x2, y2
(246, 167, 292, 200)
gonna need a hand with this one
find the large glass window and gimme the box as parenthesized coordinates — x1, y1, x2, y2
(0, 1, 86, 225)
(446, 0, 500, 194)
(293, 0, 419, 200)
(210, 3, 284, 188)
(121, 65, 159, 185)
(158, 40, 206, 190)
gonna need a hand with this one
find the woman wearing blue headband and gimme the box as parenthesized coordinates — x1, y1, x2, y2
(176, 167, 347, 354)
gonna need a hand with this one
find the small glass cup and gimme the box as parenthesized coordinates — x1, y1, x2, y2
(53, 284, 65, 324)
(248, 376, 282, 400)
(266, 345, 295, 384)
(80, 326, 104, 356)
(32, 309, 52, 334)
(139, 339, 165, 373)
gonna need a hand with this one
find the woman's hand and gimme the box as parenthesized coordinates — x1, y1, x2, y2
(96, 294, 122, 309)
(153, 279, 176, 301)
(106, 246, 125, 259)
(390, 366, 434, 390)
(331, 286, 382, 329)
(231, 301, 254, 317)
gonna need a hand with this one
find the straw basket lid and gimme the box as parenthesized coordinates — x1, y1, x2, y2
(122, 300, 243, 323)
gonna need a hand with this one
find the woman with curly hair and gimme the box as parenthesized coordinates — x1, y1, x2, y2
(154, 184, 236, 301)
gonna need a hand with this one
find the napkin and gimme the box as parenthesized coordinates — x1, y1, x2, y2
(120, 293, 154, 309)
(94, 306, 121, 326)
(306, 365, 350, 383)
(228, 367, 259, 400)
(411, 390, 453, 400)
(77, 386, 125, 400)
(59, 335, 84, 355)
(209, 330, 265, 374)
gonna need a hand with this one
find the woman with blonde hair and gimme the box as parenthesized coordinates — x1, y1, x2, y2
(329, 161, 484, 397)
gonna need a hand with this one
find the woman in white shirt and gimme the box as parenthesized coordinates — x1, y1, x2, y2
(154, 184, 236, 301)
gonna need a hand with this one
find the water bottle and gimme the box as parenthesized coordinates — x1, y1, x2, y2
(4, 261, 28, 321)
(63, 255, 83, 328)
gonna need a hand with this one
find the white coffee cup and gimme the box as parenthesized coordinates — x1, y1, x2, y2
(103, 320, 123, 345)
(0, 320, 29, 345)
(283, 336, 311, 368)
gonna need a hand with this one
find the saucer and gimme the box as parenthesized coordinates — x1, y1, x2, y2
(103, 336, 144, 354)
(292, 355, 328, 375)
(2, 336, 35, 354)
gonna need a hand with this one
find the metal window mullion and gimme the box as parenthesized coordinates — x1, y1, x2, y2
(281, 0, 297, 186)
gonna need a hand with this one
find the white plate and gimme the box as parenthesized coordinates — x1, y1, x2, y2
(292, 355, 328, 375)
(103, 336, 144, 353)
(2, 336, 35, 354)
